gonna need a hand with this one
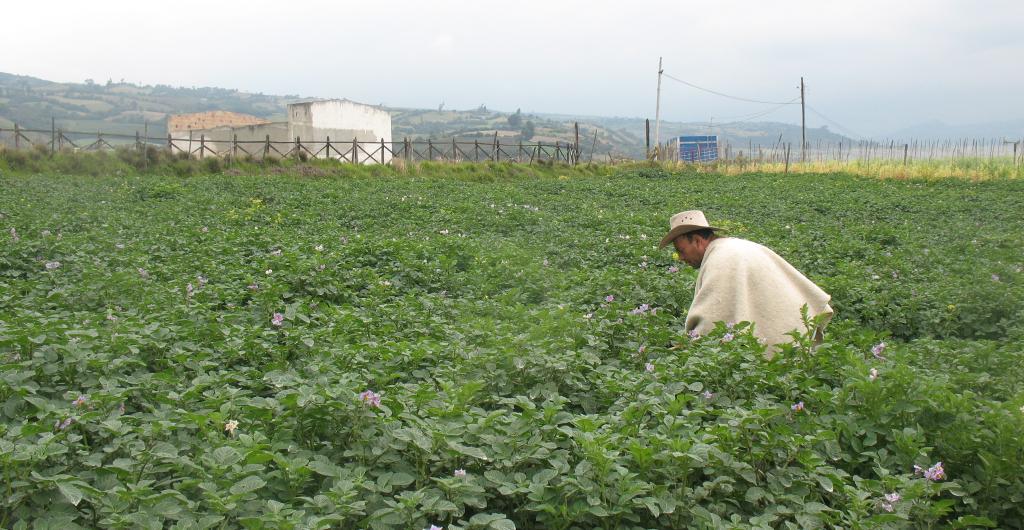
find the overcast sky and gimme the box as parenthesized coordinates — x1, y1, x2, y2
(2, 0, 1022, 136)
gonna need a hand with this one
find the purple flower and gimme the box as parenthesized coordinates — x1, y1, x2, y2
(881, 502, 894, 512)
(137, 267, 149, 278)
(72, 395, 87, 407)
(57, 417, 75, 430)
(721, 333, 734, 343)
(923, 461, 945, 481)
(726, 321, 735, 329)
(45, 261, 61, 270)
(791, 401, 805, 412)
(454, 469, 466, 477)
(630, 304, 650, 316)
(991, 274, 1000, 282)
(119, 402, 126, 414)
(248, 282, 260, 291)
(359, 390, 382, 408)
(637, 344, 647, 354)
(271, 313, 284, 326)
(688, 329, 700, 339)
(185, 283, 194, 297)
(884, 492, 901, 504)
(871, 342, 887, 360)
(702, 390, 714, 399)
(426, 526, 443, 530)
(645, 362, 655, 373)
(667, 265, 679, 273)
(605, 295, 615, 303)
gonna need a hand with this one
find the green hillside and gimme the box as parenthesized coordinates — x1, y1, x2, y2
(0, 72, 850, 160)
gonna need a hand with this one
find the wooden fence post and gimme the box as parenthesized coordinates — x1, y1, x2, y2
(50, 117, 55, 156)
(295, 137, 301, 159)
(491, 132, 498, 162)
(264, 135, 271, 159)
(200, 135, 205, 159)
(405, 137, 411, 162)
(352, 138, 359, 164)
(233, 134, 238, 159)
(451, 137, 457, 162)
(13, 123, 19, 149)
(167, 134, 173, 154)
(574, 122, 580, 165)
(474, 140, 480, 161)
(325, 136, 332, 159)
(380, 138, 386, 164)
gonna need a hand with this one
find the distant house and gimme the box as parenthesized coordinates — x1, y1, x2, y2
(167, 99, 392, 164)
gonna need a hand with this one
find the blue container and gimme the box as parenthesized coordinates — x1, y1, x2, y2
(676, 135, 718, 162)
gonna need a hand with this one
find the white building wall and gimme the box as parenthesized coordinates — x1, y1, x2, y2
(288, 100, 392, 164)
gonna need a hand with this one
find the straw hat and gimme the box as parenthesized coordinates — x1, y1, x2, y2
(658, 210, 721, 248)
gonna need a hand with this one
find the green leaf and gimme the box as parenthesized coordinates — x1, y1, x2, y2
(816, 475, 834, 493)
(448, 441, 490, 461)
(229, 475, 266, 495)
(57, 481, 84, 506)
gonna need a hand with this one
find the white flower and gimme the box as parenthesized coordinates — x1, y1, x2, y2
(200, 226, 209, 233)
(315, 244, 324, 252)
(869, 368, 879, 381)
(224, 420, 239, 434)
(45, 261, 61, 270)
(454, 469, 466, 477)
(265, 269, 273, 275)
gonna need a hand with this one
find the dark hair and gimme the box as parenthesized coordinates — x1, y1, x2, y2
(684, 228, 717, 242)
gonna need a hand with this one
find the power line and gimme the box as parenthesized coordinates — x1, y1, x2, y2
(662, 72, 799, 105)
(711, 97, 801, 123)
(805, 104, 865, 140)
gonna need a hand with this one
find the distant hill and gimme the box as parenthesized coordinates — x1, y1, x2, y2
(0, 72, 852, 159)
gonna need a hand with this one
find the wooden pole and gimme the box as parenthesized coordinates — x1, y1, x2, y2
(380, 138, 386, 164)
(800, 76, 806, 163)
(645, 118, 650, 159)
(352, 138, 359, 164)
(574, 122, 580, 165)
(326, 136, 332, 159)
(50, 116, 55, 156)
(13, 123, 19, 149)
(654, 57, 663, 158)
(492, 132, 498, 162)
(200, 135, 205, 159)
(264, 134, 271, 159)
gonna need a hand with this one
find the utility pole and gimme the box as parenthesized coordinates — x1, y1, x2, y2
(654, 57, 663, 159)
(800, 76, 806, 163)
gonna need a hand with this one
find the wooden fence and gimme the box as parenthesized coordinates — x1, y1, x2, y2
(0, 124, 583, 165)
(649, 137, 1023, 167)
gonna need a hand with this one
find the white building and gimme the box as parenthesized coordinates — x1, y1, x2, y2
(167, 99, 392, 164)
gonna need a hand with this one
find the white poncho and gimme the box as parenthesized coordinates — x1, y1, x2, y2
(684, 237, 833, 351)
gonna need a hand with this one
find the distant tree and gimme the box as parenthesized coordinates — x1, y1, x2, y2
(522, 120, 535, 140)
(507, 108, 522, 128)
(84, 78, 95, 86)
